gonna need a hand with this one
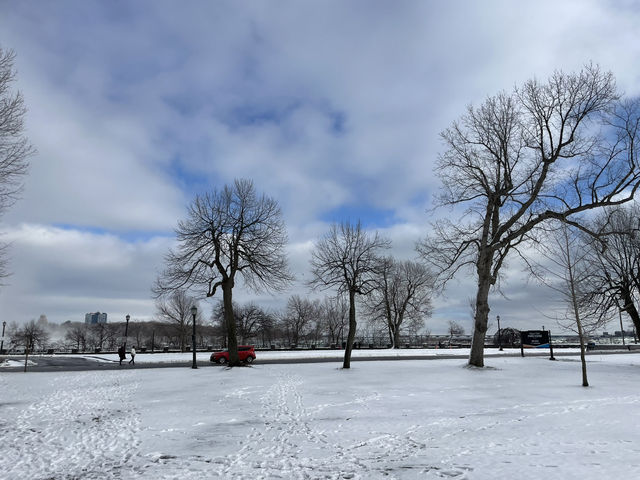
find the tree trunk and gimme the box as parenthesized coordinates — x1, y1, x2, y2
(394, 312, 404, 349)
(223, 281, 240, 366)
(570, 278, 589, 387)
(393, 328, 401, 350)
(24, 337, 31, 373)
(576, 316, 589, 387)
(469, 253, 493, 367)
(621, 290, 640, 337)
(343, 290, 357, 369)
(388, 323, 397, 348)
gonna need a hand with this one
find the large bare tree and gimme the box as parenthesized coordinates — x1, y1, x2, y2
(582, 205, 640, 335)
(0, 47, 34, 281)
(309, 221, 389, 368)
(366, 257, 434, 348)
(154, 179, 292, 366)
(419, 65, 640, 367)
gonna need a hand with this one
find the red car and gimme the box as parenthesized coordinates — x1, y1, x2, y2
(210, 345, 256, 364)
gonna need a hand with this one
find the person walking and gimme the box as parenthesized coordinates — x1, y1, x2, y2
(129, 346, 136, 365)
(118, 345, 126, 365)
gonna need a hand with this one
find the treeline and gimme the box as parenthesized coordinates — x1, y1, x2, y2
(2, 293, 427, 353)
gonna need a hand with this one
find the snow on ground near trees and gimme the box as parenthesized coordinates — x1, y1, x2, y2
(1, 355, 639, 479)
(1, 347, 582, 367)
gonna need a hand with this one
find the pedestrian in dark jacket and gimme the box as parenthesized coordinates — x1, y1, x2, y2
(118, 345, 126, 366)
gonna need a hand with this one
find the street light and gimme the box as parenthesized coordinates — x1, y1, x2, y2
(124, 314, 130, 350)
(191, 306, 197, 369)
(497, 315, 503, 351)
(1, 320, 6, 354)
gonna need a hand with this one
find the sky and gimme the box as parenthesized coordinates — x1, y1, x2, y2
(1, 0, 640, 334)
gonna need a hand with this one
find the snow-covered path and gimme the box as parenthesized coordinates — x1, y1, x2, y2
(1, 355, 640, 479)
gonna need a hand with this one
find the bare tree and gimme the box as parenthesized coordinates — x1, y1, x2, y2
(419, 65, 640, 367)
(155, 289, 199, 352)
(532, 222, 606, 386)
(366, 257, 434, 348)
(64, 324, 87, 351)
(321, 295, 348, 347)
(255, 310, 278, 348)
(284, 295, 320, 346)
(447, 320, 465, 344)
(309, 221, 390, 368)
(0, 47, 34, 281)
(213, 299, 271, 345)
(87, 322, 117, 351)
(11, 320, 49, 371)
(216, 300, 269, 345)
(582, 205, 640, 335)
(154, 179, 292, 366)
(235, 303, 268, 345)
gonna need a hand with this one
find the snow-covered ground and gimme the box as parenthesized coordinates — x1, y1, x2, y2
(1, 353, 639, 479)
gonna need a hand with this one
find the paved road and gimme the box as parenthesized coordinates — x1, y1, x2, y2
(0, 355, 196, 372)
(2, 349, 639, 373)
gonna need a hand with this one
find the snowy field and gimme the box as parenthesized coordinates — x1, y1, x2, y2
(1, 354, 639, 479)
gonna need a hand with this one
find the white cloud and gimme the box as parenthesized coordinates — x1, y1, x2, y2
(0, 224, 172, 323)
(0, 0, 639, 331)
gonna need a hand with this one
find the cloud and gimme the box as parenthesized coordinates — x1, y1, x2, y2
(0, 224, 171, 322)
(0, 0, 639, 331)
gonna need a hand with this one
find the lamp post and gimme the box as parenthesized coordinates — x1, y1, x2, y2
(191, 306, 197, 369)
(1, 320, 6, 354)
(497, 315, 503, 351)
(124, 314, 130, 350)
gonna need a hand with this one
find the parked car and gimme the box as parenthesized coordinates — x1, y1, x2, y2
(210, 345, 256, 364)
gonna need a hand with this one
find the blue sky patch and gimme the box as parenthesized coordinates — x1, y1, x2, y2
(320, 204, 396, 229)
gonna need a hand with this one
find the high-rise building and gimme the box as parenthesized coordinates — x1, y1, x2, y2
(85, 312, 107, 324)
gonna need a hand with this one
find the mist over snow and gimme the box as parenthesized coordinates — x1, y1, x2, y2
(1, 1, 640, 333)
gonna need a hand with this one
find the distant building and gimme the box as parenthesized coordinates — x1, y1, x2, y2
(614, 330, 635, 337)
(85, 312, 107, 324)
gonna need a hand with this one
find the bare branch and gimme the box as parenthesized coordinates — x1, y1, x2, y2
(154, 179, 293, 366)
(419, 65, 640, 367)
